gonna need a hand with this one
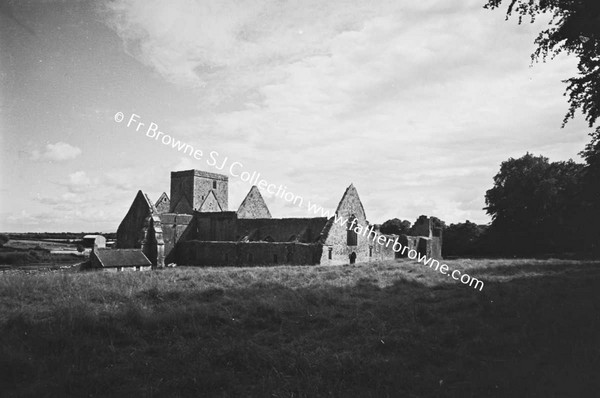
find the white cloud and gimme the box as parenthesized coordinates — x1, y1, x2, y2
(31, 142, 82, 162)
(172, 156, 198, 172)
(36, 192, 85, 205)
(62, 171, 95, 193)
(103, 0, 590, 225)
(6, 210, 43, 226)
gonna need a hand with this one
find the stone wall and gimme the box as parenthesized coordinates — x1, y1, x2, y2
(193, 211, 238, 241)
(155, 193, 170, 214)
(116, 191, 153, 249)
(320, 184, 371, 265)
(199, 191, 222, 212)
(140, 214, 164, 267)
(237, 186, 272, 219)
(159, 213, 193, 263)
(99, 265, 152, 273)
(406, 236, 420, 253)
(405, 235, 442, 260)
(116, 170, 443, 268)
(370, 233, 400, 261)
(237, 217, 328, 242)
(170, 169, 228, 213)
(176, 241, 323, 266)
(410, 215, 432, 237)
(429, 237, 442, 259)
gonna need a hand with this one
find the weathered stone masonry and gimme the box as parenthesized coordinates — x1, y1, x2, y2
(115, 169, 443, 267)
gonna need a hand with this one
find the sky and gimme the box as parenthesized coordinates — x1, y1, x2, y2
(0, 0, 593, 233)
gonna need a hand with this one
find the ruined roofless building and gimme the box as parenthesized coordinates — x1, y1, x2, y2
(115, 169, 442, 268)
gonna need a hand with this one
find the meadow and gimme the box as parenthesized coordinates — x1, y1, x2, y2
(1, 258, 599, 397)
(0, 240, 83, 272)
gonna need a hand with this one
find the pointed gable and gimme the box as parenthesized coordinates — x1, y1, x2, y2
(321, 183, 368, 246)
(199, 190, 222, 212)
(155, 192, 170, 214)
(116, 190, 156, 249)
(334, 183, 366, 220)
(237, 186, 272, 219)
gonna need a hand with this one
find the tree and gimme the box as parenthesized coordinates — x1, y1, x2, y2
(443, 221, 488, 257)
(380, 218, 411, 235)
(486, 1, 600, 253)
(484, 153, 585, 254)
(0, 233, 9, 247)
(485, 0, 600, 127)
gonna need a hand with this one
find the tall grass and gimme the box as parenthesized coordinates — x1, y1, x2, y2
(1, 259, 600, 397)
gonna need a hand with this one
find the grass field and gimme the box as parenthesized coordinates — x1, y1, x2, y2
(1, 258, 600, 397)
(0, 240, 84, 270)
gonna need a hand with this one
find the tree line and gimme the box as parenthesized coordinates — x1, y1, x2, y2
(382, 151, 598, 257)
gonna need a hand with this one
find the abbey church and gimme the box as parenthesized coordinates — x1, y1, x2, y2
(114, 169, 442, 268)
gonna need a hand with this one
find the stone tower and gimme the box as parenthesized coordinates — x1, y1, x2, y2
(169, 169, 228, 214)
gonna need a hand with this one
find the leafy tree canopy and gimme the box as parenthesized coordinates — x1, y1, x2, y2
(442, 221, 488, 257)
(380, 218, 411, 235)
(486, 2, 600, 251)
(485, 0, 600, 127)
(485, 153, 583, 222)
(484, 153, 585, 253)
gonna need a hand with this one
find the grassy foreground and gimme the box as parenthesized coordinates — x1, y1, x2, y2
(1, 258, 600, 397)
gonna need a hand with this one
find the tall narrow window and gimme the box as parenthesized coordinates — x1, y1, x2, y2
(328, 247, 333, 259)
(213, 180, 217, 189)
(369, 246, 373, 257)
(347, 215, 358, 246)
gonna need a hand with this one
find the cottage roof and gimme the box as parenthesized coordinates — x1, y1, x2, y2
(83, 234, 104, 239)
(93, 248, 151, 268)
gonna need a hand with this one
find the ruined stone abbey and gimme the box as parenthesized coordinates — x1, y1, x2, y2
(115, 169, 442, 268)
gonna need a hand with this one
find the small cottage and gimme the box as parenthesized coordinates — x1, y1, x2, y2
(90, 248, 152, 272)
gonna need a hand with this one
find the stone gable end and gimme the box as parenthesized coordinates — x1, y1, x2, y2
(237, 186, 272, 219)
(199, 191, 223, 212)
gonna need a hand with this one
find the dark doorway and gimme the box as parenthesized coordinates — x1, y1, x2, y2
(417, 238, 428, 257)
(349, 252, 356, 264)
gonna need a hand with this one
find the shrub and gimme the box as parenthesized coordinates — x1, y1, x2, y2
(0, 234, 9, 247)
(0, 252, 35, 265)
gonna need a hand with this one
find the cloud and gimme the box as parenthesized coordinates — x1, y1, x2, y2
(31, 142, 82, 162)
(36, 192, 85, 206)
(172, 156, 198, 172)
(6, 210, 43, 226)
(61, 171, 96, 193)
(103, 0, 588, 225)
(104, 0, 405, 105)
